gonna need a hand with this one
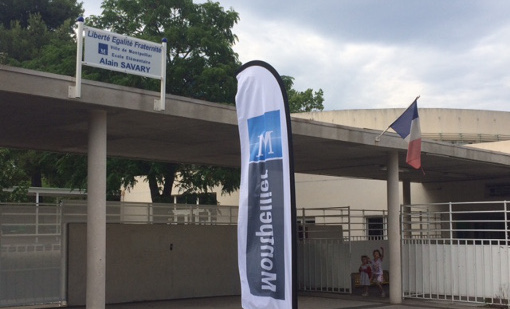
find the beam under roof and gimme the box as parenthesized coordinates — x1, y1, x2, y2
(2, 65, 510, 184)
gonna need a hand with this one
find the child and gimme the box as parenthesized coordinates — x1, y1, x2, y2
(371, 246, 385, 297)
(359, 255, 372, 296)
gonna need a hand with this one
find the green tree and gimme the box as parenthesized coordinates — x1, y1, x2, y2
(282, 75, 324, 113)
(0, 1, 86, 202)
(0, 149, 29, 202)
(88, 0, 240, 104)
(0, 0, 82, 30)
(22, 18, 78, 75)
(84, 0, 242, 203)
(0, 0, 81, 71)
(0, 149, 136, 202)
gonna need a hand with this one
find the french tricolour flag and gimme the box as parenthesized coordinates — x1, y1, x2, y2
(390, 99, 422, 169)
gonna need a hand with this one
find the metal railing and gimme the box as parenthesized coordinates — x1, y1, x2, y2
(0, 202, 64, 307)
(421, 133, 510, 144)
(401, 201, 510, 306)
(59, 200, 239, 225)
(6, 199, 510, 306)
(1, 201, 389, 306)
(1, 203, 388, 242)
(296, 207, 388, 294)
(0, 201, 239, 308)
(297, 207, 387, 241)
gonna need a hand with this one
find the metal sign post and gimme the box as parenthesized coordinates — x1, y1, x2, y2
(69, 17, 85, 99)
(154, 38, 167, 111)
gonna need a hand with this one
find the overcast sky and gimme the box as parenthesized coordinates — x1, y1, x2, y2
(82, 1, 510, 112)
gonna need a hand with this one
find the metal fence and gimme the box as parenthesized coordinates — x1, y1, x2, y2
(0, 203, 64, 307)
(296, 207, 388, 293)
(0, 202, 391, 307)
(0, 201, 239, 307)
(402, 201, 510, 306)
(297, 207, 387, 242)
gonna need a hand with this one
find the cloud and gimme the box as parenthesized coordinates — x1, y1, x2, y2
(85, 0, 510, 112)
(231, 8, 427, 110)
(228, 1, 510, 49)
(82, 0, 103, 16)
(227, 0, 510, 111)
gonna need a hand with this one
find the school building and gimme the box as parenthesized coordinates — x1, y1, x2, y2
(2, 65, 510, 307)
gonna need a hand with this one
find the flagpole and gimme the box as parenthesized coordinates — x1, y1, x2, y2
(375, 126, 391, 142)
(374, 95, 420, 142)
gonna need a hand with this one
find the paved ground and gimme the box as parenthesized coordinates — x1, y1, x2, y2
(61, 293, 487, 309)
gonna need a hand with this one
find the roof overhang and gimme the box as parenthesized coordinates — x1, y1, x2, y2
(2, 65, 510, 184)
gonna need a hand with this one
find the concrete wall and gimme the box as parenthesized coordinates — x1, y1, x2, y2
(120, 172, 504, 211)
(122, 109, 510, 212)
(67, 224, 240, 306)
(416, 178, 510, 204)
(122, 174, 395, 211)
(467, 140, 510, 153)
(292, 109, 510, 138)
(295, 174, 392, 210)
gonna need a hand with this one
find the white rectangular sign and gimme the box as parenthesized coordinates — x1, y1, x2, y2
(83, 26, 163, 79)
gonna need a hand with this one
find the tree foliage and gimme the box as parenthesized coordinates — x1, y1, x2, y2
(88, 0, 240, 104)
(0, 0, 82, 30)
(84, 0, 243, 202)
(282, 75, 324, 113)
(0, 0, 80, 73)
(0, 149, 29, 202)
(178, 164, 240, 196)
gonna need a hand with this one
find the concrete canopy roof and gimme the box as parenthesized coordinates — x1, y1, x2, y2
(2, 65, 510, 184)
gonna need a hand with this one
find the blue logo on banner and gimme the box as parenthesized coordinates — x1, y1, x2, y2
(246, 109, 286, 300)
(248, 110, 282, 162)
(98, 43, 108, 55)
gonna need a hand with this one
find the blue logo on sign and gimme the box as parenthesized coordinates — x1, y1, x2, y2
(98, 43, 108, 55)
(248, 110, 282, 162)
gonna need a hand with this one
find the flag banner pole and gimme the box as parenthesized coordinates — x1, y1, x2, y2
(70, 16, 84, 98)
(375, 125, 391, 142)
(236, 60, 297, 309)
(154, 38, 167, 111)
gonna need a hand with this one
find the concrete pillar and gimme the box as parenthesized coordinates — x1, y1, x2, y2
(86, 110, 107, 309)
(387, 151, 402, 304)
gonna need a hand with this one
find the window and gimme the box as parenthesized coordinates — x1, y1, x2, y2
(366, 216, 385, 240)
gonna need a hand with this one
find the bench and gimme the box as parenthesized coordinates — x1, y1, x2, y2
(351, 270, 389, 288)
